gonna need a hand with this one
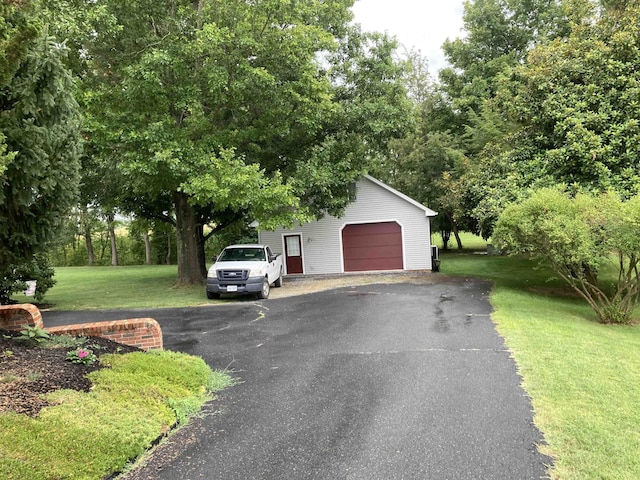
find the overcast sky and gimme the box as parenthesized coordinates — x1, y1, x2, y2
(351, 0, 466, 73)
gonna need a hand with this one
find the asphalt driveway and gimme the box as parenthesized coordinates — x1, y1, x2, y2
(43, 279, 551, 479)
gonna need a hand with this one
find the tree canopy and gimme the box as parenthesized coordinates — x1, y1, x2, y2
(382, 0, 640, 241)
(69, 0, 411, 282)
(498, 0, 640, 195)
(371, 0, 572, 244)
(461, 0, 640, 235)
(440, 0, 569, 133)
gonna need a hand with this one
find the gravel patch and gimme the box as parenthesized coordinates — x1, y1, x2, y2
(268, 271, 454, 299)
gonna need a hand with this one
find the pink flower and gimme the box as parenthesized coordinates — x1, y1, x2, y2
(77, 350, 89, 359)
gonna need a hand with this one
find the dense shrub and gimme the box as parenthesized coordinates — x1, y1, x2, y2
(494, 187, 640, 324)
(0, 254, 56, 305)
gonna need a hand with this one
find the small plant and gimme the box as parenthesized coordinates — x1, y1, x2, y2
(27, 372, 42, 381)
(66, 347, 97, 365)
(0, 373, 18, 383)
(47, 334, 87, 349)
(86, 342, 105, 351)
(17, 325, 50, 345)
(1, 350, 13, 358)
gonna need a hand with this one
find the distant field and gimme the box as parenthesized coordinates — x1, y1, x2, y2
(431, 231, 489, 251)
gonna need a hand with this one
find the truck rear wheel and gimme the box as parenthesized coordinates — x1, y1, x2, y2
(257, 277, 270, 299)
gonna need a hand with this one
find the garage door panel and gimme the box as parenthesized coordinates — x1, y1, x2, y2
(344, 233, 402, 249)
(357, 222, 398, 234)
(342, 222, 403, 272)
(343, 245, 402, 260)
(344, 223, 398, 234)
(346, 258, 402, 272)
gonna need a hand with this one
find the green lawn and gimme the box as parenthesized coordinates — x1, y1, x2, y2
(5, 267, 236, 479)
(491, 288, 640, 479)
(16, 240, 640, 479)
(432, 230, 491, 251)
(440, 243, 640, 480)
(34, 265, 211, 310)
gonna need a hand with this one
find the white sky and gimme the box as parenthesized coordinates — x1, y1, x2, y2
(351, 0, 466, 73)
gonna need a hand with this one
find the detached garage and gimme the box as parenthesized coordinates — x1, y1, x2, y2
(258, 175, 438, 275)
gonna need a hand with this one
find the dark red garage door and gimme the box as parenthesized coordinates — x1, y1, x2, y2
(342, 222, 403, 272)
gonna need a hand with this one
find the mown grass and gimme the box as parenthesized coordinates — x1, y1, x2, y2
(440, 236, 640, 480)
(0, 349, 234, 480)
(491, 289, 640, 479)
(14, 234, 640, 479)
(33, 265, 210, 310)
(432, 230, 490, 252)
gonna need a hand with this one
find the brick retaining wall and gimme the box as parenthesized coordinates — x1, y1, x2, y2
(0, 304, 163, 351)
(0, 304, 44, 329)
(48, 319, 163, 350)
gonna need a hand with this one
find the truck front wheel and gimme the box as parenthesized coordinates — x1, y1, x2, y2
(274, 267, 283, 287)
(257, 277, 270, 299)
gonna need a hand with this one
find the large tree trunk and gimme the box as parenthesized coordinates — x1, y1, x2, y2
(174, 192, 205, 284)
(84, 227, 95, 266)
(143, 231, 152, 265)
(452, 228, 463, 250)
(106, 213, 118, 266)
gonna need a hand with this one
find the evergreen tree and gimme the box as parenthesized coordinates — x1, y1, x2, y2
(0, 15, 82, 301)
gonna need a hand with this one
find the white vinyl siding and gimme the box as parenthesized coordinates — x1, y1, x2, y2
(258, 176, 435, 275)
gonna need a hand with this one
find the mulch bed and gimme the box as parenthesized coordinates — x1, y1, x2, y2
(0, 329, 140, 417)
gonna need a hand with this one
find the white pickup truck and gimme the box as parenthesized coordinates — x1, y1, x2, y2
(206, 244, 284, 300)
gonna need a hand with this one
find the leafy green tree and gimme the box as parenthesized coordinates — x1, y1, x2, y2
(451, 0, 640, 238)
(0, 7, 82, 302)
(440, 0, 569, 131)
(422, 0, 569, 240)
(376, 1, 570, 247)
(384, 129, 468, 248)
(497, 0, 640, 196)
(371, 50, 471, 248)
(0, 0, 38, 86)
(494, 187, 640, 324)
(76, 0, 410, 283)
